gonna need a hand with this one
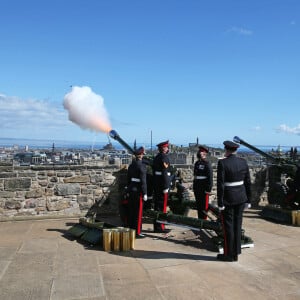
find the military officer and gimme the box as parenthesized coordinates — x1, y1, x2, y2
(153, 140, 171, 233)
(193, 145, 213, 219)
(127, 147, 147, 238)
(217, 140, 251, 262)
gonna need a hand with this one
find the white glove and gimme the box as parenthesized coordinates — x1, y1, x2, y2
(143, 195, 148, 201)
(244, 203, 251, 209)
(218, 206, 225, 211)
(163, 188, 169, 194)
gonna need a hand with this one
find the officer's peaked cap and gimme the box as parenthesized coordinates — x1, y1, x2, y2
(135, 147, 145, 155)
(223, 140, 239, 150)
(198, 145, 209, 153)
(156, 140, 169, 148)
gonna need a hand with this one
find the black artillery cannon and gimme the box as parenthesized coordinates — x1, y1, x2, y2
(233, 136, 300, 210)
(234, 136, 300, 224)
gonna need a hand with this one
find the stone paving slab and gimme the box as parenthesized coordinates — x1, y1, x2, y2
(51, 274, 105, 300)
(0, 210, 299, 300)
(0, 279, 53, 300)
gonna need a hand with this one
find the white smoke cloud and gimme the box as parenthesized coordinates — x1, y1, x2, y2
(63, 86, 112, 133)
(277, 124, 300, 135)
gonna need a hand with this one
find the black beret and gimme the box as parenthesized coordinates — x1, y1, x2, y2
(223, 140, 239, 150)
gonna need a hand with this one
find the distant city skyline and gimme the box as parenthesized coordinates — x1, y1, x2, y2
(0, 137, 297, 153)
(1, 1, 299, 146)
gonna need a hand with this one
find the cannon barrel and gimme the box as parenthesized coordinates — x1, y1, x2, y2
(233, 136, 278, 162)
(144, 209, 222, 232)
(109, 130, 135, 154)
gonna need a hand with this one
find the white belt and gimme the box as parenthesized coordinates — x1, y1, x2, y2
(155, 171, 171, 176)
(224, 181, 243, 187)
(131, 178, 141, 182)
(195, 176, 207, 180)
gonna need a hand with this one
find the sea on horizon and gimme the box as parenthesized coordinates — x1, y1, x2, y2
(0, 137, 110, 150)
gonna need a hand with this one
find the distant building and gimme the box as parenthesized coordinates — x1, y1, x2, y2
(169, 152, 192, 165)
(189, 143, 197, 148)
(102, 143, 115, 150)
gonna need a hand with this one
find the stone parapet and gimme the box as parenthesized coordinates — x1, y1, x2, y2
(175, 165, 267, 206)
(0, 162, 120, 219)
(0, 161, 267, 220)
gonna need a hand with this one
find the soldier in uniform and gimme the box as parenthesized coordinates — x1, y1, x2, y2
(127, 147, 148, 238)
(193, 145, 213, 219)
(217, 140, 251, 262)
(286, 164, 300, 209)
(153, 140, 171, 233)
(142, 158, 154, 211)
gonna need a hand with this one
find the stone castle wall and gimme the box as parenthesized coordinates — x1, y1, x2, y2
(0, 161, 267, 220)
(177, 165, 268, 206)
(0, 161, 123, 220)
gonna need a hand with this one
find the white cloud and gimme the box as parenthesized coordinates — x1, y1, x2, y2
(227, 26, 253, 36)
(0, 94, 67, 131)
(276, 124, 300, 135)
(252, 126, 261, 131)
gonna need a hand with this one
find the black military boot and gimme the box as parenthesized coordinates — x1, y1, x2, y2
(217, 254, 234, 262)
